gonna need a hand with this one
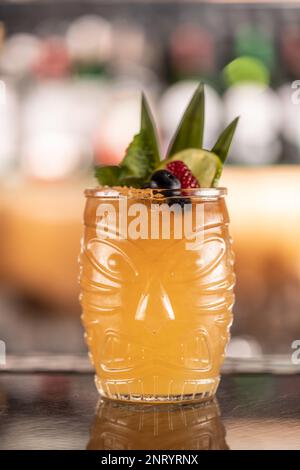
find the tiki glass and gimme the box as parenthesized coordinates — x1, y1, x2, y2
(80, 187, 234, 403)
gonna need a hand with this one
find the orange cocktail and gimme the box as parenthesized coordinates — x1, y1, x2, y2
(80, 187, 234, 403)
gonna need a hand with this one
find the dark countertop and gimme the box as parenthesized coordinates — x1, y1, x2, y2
(0, 372, 300, 450)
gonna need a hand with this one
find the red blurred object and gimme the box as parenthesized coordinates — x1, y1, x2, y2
(94, 139, 122, 166)
(280, 27, 300, 78)
(33, 38, 70, 78)
(169, 24, 215, 76)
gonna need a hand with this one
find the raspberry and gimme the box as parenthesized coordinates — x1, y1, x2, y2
(166, 160, 200, 189)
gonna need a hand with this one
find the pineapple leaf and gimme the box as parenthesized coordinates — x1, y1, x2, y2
(211, 117, 239, 164)
(141, 93, 161, 166)
(166, 83, 205, 158)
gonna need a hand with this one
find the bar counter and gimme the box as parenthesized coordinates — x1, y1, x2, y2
(0, 371, 299, 450)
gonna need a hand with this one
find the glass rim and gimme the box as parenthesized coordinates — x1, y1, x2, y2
(84, 187, 227, 199)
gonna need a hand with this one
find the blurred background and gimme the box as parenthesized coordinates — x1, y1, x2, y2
(1, 0, 300, 369)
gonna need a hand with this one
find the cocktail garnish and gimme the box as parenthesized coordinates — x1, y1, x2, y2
(166, 160, 200, 189)
(149, 169, 180, 191)
(95, 83, 239, 188)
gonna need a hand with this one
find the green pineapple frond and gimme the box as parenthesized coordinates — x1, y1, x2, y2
(211, 117, 239, 164)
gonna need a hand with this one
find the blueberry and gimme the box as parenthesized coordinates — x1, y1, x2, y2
(150, 170, 181, 189)
(149, 170, 181, 197)
(144, 171, 190, 208)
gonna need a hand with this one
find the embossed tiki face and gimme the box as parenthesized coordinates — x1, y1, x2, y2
(81, 194, 234, 391)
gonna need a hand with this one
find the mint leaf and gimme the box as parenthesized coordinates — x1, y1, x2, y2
(141, 93, 161, 166)
(95, 131, 156, 187)
(119, 176, 146, 188)
(166, 83, 205, 158)
(94, 165, 122, 186)
(211, 117, 239, 164)
(121, 130, 155, 180)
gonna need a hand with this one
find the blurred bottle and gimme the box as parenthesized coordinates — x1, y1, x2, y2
(110, 21, 152, 71)
(280, 26, 300, 80)
(66, 15, 112, 78)
(87, 399, 228, 450)
(32, 37, 70, 79)
(0, 80, 19, 176)
(224, 83, 282, 165)
(108, 21, 161, 93)
(21, 80, 87, 179)
(166, 23, 216, 85)
(0, 33, 41, 79)
(278, 82, 300, 163)
(0, 22, 5, 52)
(234, 26, 275, 74)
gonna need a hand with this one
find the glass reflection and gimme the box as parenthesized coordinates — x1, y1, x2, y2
(87, 399, 228, 450)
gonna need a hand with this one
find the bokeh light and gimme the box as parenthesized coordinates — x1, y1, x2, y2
(224, 56, 270, 87)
